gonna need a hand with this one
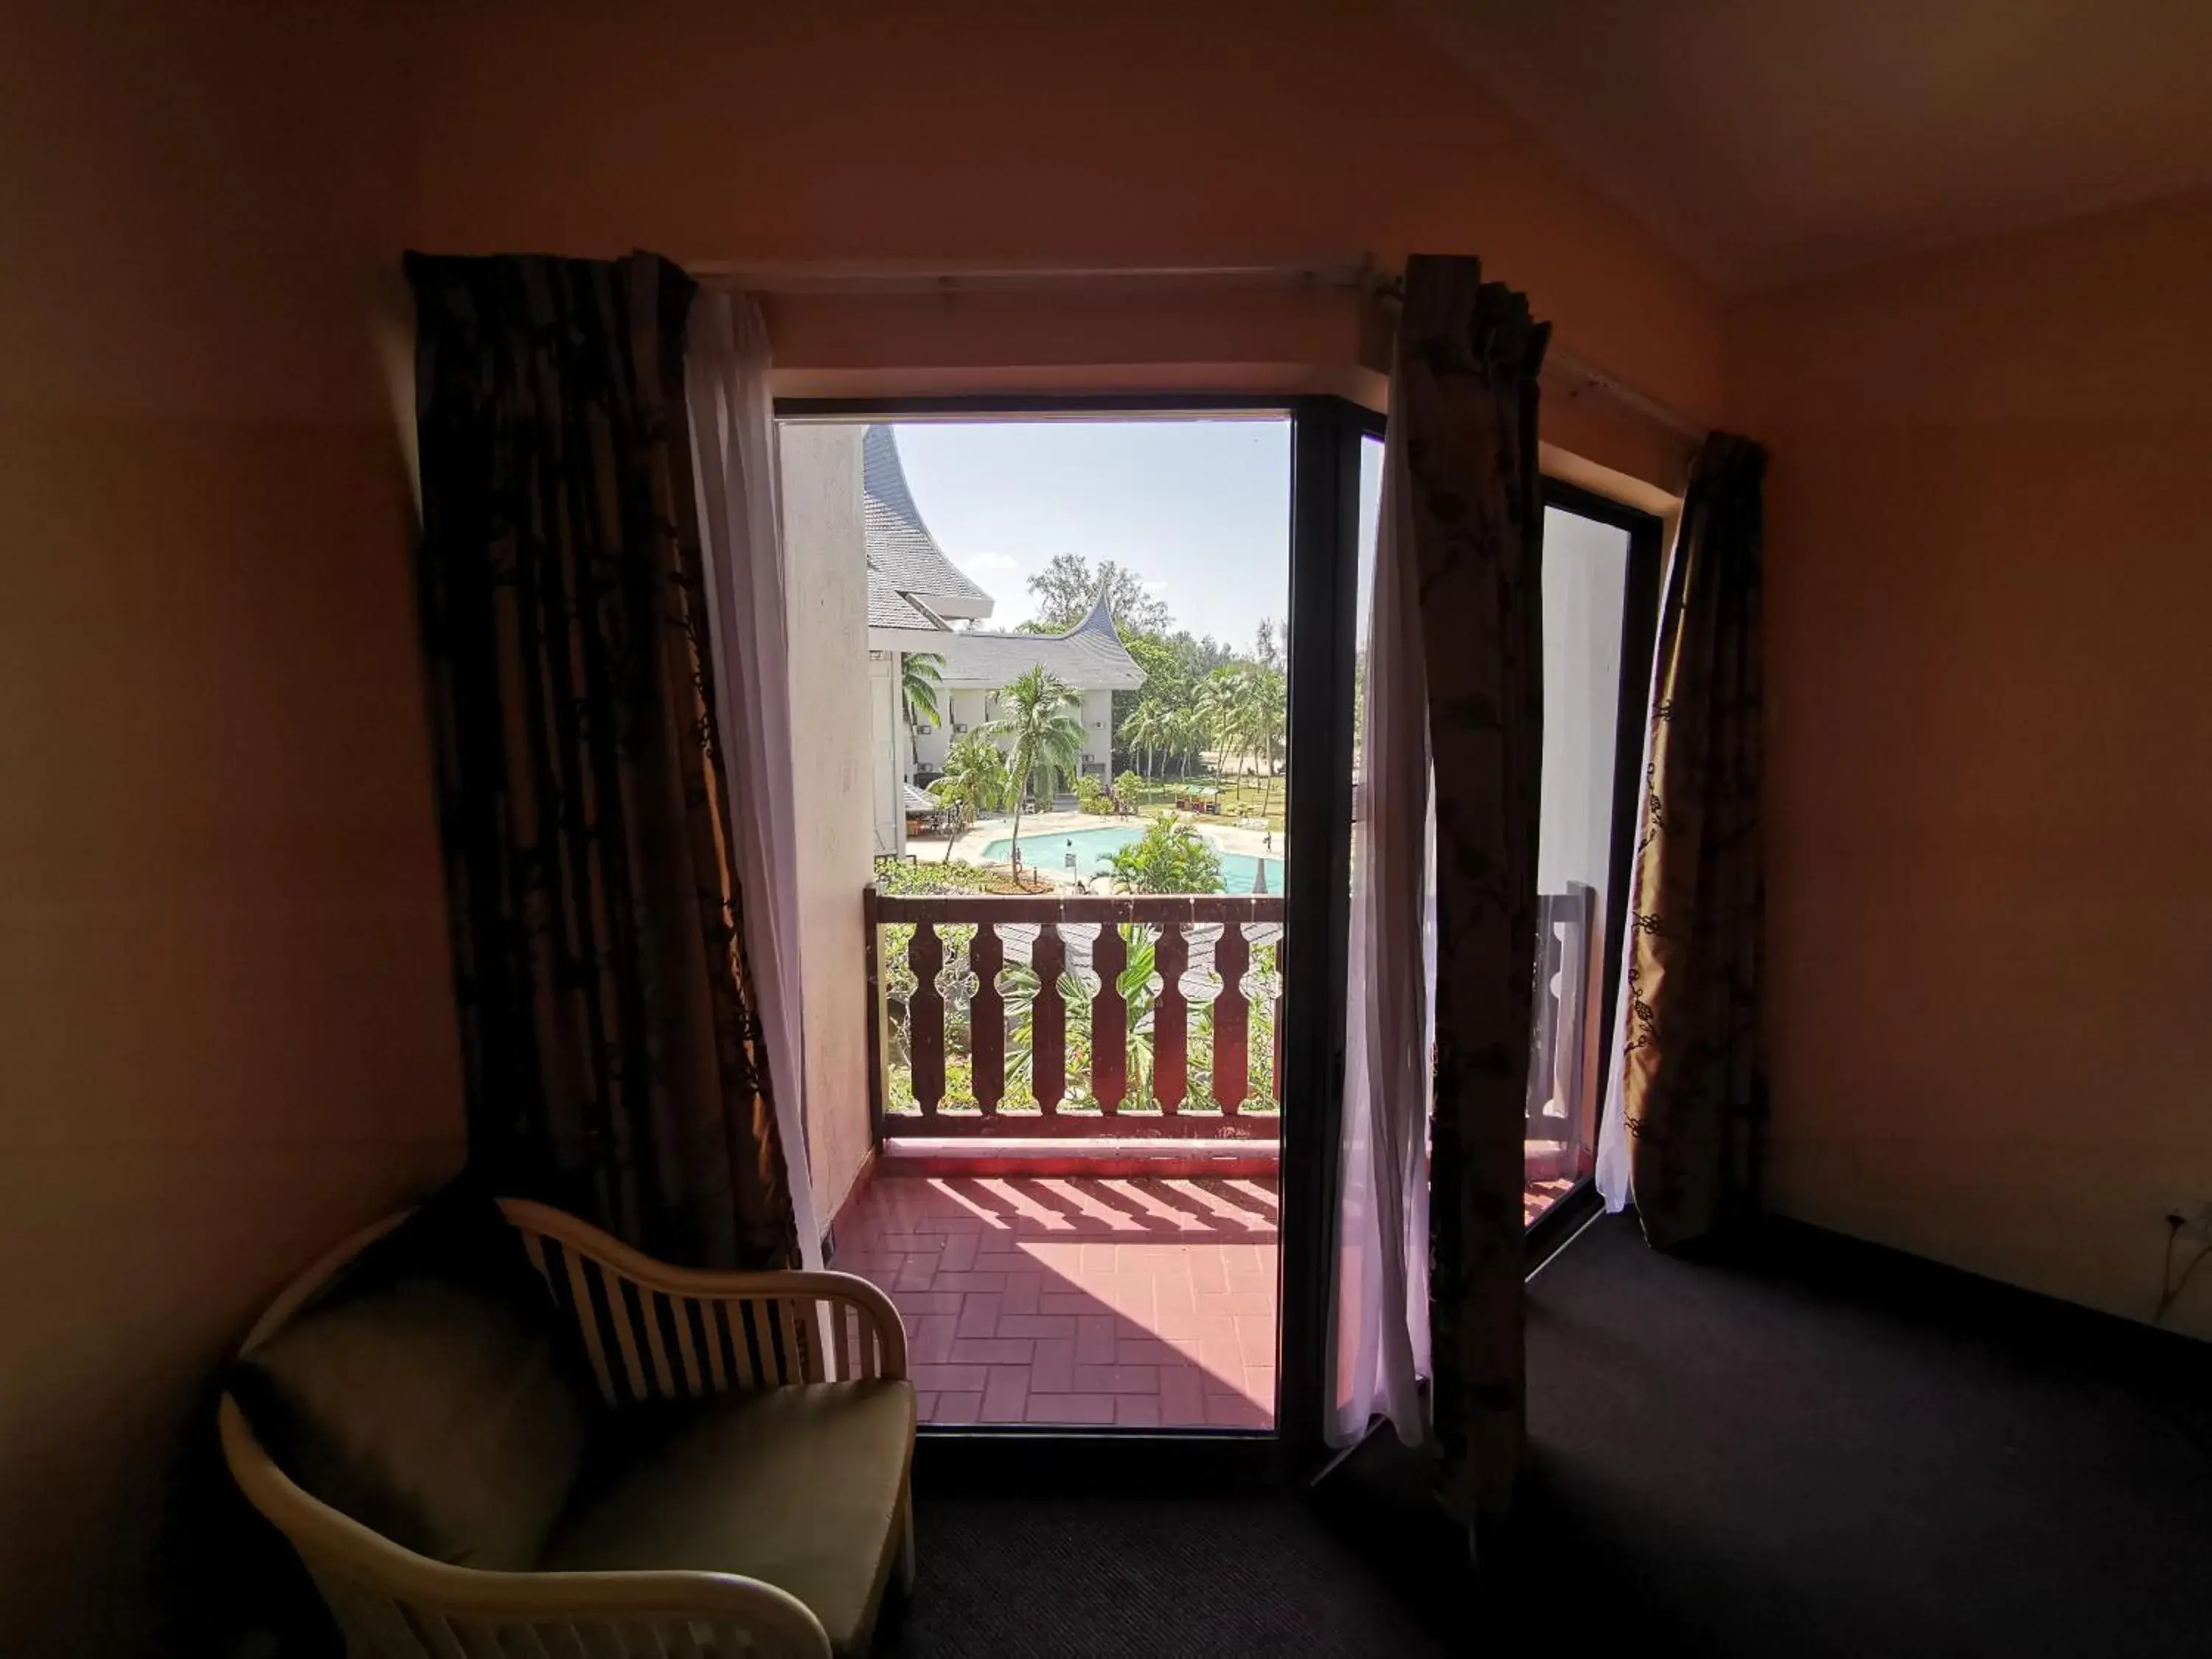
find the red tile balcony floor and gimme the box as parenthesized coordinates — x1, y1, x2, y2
(832, 1173, 1279, 1429)
(832, 1171, 1579, 1430)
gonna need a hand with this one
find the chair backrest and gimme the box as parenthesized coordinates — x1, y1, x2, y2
(498, 1199, 907, 1409)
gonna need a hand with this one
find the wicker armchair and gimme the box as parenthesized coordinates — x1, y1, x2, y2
(220, 1199, 914, 1658)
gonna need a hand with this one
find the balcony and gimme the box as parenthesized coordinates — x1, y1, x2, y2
(845, 884, 1599, 1429)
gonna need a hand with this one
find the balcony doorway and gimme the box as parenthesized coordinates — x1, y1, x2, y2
(775, 406, 1333, 1439)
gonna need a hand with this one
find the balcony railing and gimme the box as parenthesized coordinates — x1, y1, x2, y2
(864, 889, 1284, 1140)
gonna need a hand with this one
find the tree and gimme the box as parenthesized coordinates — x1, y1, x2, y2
(1116, 632, 1193, 768)
(929, 731, 1007, 860)
(1024, 554, 1172, 635)
(900, 651, 945, 731)
(1173, 630, 1234, 676)
(1199, 664, 1256, 782)
(1198, 661, 1287, 812)
(1252, 618, 1281, 672)
(988, 665, 1085, 885)
(1245, 664, 1287, 814)
(1101, 813, 1225, 894)
(1167, 706, 1209, 779)
(1121, 700, 1169, 780)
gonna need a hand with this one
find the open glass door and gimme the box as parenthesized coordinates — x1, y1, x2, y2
(1525, 485, 1664, 1242)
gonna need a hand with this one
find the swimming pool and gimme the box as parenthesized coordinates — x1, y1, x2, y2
(978, 824, 1283, 894)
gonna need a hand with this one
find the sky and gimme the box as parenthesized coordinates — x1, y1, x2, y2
(883, 419, 1379, 649)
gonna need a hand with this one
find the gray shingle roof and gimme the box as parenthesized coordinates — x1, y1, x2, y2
(867, 567, 936, 630)
(931, 589, 1147, 691)
(859, 424, 1143, 693)
(863, 425, 992, 608)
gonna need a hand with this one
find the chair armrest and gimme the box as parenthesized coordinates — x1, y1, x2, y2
(498, 1199, 908, 1405)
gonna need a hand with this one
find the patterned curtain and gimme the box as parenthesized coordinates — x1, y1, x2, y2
(406, 251, 799, 1270)
(1619, 434, 1768, 1250)
(1396, 255, 1551, 1532)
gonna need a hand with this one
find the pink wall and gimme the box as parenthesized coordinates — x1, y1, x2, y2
(1731, 190, 2212, 1336)
(1, 4, 465, 1647)
(400, 0, 1726, 453)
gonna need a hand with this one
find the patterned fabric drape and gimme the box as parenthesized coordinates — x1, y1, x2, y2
(407, 251, 799, 1270)
(1619, 434, 1767, 1250)
(1397, 255, 1551, 1532)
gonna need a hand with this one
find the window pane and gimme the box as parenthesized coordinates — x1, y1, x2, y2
(1526, 505, 1632, 1222)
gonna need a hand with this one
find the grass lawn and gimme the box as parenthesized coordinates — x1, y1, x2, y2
(1122, 775, 1285, 833)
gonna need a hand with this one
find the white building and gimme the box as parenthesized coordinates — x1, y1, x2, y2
(855, 425, 1146, 855)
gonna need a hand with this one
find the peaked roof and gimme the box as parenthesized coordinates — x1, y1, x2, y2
(866, 566, 935, 630)
(925, 587, 1147, 691)
(858, 425, 1142, 692)
(863, 425, 992, 612)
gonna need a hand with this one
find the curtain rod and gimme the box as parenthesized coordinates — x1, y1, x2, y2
(700, 258, 1707, 444)
(1542, 346, 1708, 444)
(694, 260, 1374, 294)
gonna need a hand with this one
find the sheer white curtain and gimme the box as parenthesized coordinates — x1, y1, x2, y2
(1329, 426, 1436, 1447)
(686, 291, 823, 1269)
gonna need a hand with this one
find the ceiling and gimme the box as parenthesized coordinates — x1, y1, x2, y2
(1399, 0, 2212, 292)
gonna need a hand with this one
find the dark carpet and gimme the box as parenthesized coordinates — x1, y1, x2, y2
(899, 1213, 2212, 1658)
(1518, 1213, 2212, 1659)
(888, 1490, 1448, 1657)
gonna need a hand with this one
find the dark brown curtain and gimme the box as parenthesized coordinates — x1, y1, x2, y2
(1619, 434, 1767, 1249)
(1397, 255, 1551, 1531)
(406, 251, 798, 1270)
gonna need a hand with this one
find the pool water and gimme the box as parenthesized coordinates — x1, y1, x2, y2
(979, 825, 1284, 894)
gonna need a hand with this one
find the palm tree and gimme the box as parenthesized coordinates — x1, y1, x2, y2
(1199, 667, 1256, 787)
(989, 666, 1085, 886)
(1122, 700, 1167, 782)
(1168, 705, 1208, 781)
(900, 650, 945, 738)
(1248, 665, 1287, 816)
(929, 731, 1007, 860)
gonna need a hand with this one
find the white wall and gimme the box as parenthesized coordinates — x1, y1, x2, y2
(908, 686, 949, 773)
(911, 682, 1111, 788)
(868, 656, 902, 856)
(777, 425, 877, 1224)
(1081, 688, 1116, 776)
(948, 689, 989, 746)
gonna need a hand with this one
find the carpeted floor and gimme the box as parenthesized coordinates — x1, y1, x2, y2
(1517, 1213, 2212, 1658)
(897, 1213, 2212, 1658)
(888, 1489, 1450, 1657)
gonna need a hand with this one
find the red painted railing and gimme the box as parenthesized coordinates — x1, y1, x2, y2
(864, 889, 1284, 1140)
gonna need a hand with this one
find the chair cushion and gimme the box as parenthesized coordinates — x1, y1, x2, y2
(231, 1177, 597, 1570)
(540, 1380, 916, 1654)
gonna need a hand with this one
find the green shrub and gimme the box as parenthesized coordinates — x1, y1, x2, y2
(1099, 813, 1224, 894)
(872, 856, 1013, 897)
